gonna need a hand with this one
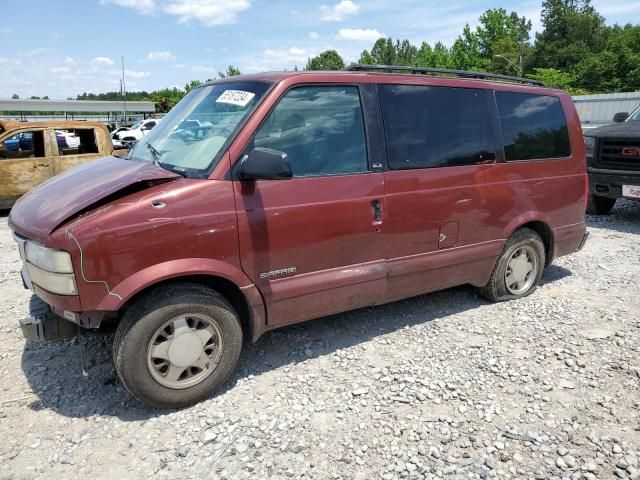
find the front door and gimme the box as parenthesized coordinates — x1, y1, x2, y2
(0, 128, 56, 208)
(234, 85, 386, 327)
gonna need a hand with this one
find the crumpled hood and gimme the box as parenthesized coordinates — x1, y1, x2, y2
(585, 122, 640, 139)
(9, 156, 180, 240)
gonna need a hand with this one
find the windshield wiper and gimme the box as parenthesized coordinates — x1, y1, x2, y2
(146, 141, 162, 162)
(146, 141, 186, 177)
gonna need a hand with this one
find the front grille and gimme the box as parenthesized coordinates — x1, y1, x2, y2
(596, 138, 640, 171)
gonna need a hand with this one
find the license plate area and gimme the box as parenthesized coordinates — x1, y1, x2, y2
(622, 185, 640, 199)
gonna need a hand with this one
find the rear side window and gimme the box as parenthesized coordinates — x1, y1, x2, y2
(380, 85, 496, 170)
(56, 129, 99, 155)
(496, 92, 570, 161)
(253, 86, 368, 177)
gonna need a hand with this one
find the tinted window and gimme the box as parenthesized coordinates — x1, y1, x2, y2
(380, 85, 495, 170)
(253, 86, 367, 177)
(496, 92, 570, 161)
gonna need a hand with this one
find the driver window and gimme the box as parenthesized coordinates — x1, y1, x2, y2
(0, 131, 45, 159)
(253, 86, 368, 177)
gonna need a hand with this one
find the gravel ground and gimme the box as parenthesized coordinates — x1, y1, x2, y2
(0, 202, 639, 480)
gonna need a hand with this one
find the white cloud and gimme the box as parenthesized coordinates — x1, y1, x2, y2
(147, 51, 177, 61)
(64, 56, 76, 64)
(192, 65, 217, 73)
(100, 0, 156, 14)
(91, 56, 115, 66)
(124, 69, 150, 78)
(25, 48, 53, 57)
(0, 27, 12, 34)
(51, 67, 70, 74)
(319, 0, 359, 22)
(336, 28, 383, 41)
(309, 31, 319, 39)
(163, 0, 250, 26)
(245, 47, 317, 72)
(174, 63, 185, 69)
(0, 57, 8, 64)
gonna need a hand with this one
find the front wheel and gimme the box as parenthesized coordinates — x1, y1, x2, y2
(113, 283, 243, 409)
(479, 228, 545, 302)
(586, 194, 616, 215)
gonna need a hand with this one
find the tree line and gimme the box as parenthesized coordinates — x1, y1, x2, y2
(307, 0, 640, 94)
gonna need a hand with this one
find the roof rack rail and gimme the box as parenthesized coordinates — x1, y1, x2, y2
(344, 64, 544, 87)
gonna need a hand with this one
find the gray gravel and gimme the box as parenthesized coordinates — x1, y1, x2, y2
(1, 201, 639, 480)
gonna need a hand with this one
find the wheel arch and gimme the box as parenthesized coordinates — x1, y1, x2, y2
(96, 259, 267, 342)
(117, 275, 256, 344)
(504, 216, 554, 266)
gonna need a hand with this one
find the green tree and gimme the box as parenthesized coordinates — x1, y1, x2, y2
(529, 67, 581, 92)
(450, 26, 484, 70)
(218, 65, 242, 78)
(475, 8, 531, 57)
(150, 87, 185, 113)
(184, 80, 203, 93)
(11, 94, 19, 99)
(529, 0, 605, 71)
(305, 50, 345, 70)
(366, 38, 397, 65)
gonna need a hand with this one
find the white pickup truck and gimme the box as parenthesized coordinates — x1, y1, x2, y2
(112, 118, 160, 148)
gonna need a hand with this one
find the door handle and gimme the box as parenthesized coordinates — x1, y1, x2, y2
(371, 199, 382, 227)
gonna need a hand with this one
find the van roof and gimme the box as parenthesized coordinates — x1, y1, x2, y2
(202, 64, 546, 90)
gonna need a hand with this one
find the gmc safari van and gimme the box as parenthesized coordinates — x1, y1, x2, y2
(9, 65, 588, 408)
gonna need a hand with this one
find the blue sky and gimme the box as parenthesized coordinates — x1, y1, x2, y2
(1, 0, 638, 98)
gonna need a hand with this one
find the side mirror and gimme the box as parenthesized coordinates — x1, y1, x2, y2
(613, 112, 629, 123)
(238, 147, 292, 181)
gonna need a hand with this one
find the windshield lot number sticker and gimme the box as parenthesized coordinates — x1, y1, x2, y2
(216, 90, 255, 107)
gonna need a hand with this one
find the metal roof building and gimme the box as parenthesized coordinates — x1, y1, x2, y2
(573, 92, 640, 129)
(0, 98, 155, 113)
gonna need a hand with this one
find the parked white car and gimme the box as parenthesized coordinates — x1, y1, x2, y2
(112, 119, 160, 148)
(55, 130, 81, 150)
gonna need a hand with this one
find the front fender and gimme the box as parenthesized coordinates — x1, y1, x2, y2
(97, 258, 255, 311)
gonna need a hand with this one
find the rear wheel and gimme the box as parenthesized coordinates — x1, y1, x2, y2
(479, 228, 545, 302)
(586, 194, 616, 215)
(113, 283, 243, 409)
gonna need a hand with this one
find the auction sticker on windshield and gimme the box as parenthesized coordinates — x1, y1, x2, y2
(216, 90, 256, 107)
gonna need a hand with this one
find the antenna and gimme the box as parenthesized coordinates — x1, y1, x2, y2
(121, 56, 127, 123)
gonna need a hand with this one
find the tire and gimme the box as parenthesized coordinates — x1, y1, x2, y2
(586, 194, 616, 215)
(113, 283, 243, 409)
(479, 228, 545, 302)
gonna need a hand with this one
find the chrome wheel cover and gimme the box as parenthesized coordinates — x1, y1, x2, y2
(504, 245, 538, 295)
(146, 313, 223, 389)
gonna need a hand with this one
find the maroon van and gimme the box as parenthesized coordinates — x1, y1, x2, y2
(9, 65, 588, 408)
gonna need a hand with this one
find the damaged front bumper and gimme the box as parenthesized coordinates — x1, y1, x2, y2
(19, 297, 77, 343)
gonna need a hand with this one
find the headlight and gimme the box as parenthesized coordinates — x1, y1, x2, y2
(584, 136, 595, 157)
(26, 264, 77, 295)
(25, 242, 73, 273)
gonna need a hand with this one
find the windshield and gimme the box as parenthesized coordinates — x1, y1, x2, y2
(629, 106, 640, 122)
(127, 81, 271, 177)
